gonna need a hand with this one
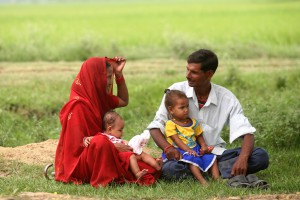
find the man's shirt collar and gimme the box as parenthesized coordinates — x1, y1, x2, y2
(186, 83, 218, 107)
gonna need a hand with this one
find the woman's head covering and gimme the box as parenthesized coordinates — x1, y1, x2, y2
(62, 57, 119, 129)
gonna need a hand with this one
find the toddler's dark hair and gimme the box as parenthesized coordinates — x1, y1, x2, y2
(164, 89, 188, 110)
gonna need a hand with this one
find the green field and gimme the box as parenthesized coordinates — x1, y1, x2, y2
(0, 0, 300, 61)
(1, 58, 299, 148)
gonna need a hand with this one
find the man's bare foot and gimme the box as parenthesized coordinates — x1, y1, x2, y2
(135, 169, 148, 181)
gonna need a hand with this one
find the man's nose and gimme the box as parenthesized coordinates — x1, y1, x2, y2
(186, 71, 191, 78)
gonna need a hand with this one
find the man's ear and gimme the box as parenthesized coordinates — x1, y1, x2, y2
(206, 70, 214, 79)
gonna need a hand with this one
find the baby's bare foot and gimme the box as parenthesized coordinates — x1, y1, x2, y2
(135, 169, 148, 181)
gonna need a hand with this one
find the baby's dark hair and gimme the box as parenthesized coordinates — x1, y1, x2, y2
(102, 110, 122, 130)
(164, 89, 188, 110)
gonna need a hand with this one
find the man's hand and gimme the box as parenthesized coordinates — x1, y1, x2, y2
(114, 143, 133, 152)
(150, 128, 182, 160)
(231, 155, 248, 176)
(231, 134, 254, 176)
(165, 146, 182, 160)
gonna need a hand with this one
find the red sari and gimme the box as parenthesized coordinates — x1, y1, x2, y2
(55, 57, 159, 187)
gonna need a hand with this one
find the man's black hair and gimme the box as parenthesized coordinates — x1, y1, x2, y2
(187, 49, 218, 72)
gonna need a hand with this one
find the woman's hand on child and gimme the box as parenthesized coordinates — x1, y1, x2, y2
(83, 136, 93, 147)
(114, 143, 133, 152)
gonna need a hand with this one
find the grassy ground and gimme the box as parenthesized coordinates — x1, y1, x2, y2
(0, 59, 299, 199)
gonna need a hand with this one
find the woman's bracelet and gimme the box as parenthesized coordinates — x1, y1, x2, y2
(115, 75, 125, 85)
(163, 145, 174, 154)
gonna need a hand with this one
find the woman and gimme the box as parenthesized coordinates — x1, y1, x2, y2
(55, 56, 159, 187)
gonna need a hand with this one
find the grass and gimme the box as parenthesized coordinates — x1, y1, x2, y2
(0, 0, 300, 61)
(0, 149, 299, 199)
(0, 58, 300, 198)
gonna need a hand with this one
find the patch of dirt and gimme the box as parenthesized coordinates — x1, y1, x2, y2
(0, 192, 299, 200)
(0, 139, 57, 166)
(0, 192, 97, 200)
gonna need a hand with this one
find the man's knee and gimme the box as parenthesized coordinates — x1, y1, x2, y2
(252, 147, 269, 170)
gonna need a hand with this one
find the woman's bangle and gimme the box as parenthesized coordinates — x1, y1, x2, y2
(115, 75, 125, 85)
(164, 145, 174, 154)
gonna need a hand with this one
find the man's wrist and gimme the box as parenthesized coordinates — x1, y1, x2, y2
(163, 145, 174, 154)
(238, 154, 249, 162)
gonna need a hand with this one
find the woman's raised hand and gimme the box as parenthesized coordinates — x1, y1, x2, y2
(112, 56, 126, 77)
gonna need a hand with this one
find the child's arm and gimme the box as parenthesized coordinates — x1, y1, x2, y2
(196, 134, 208, 153)
(170, 134, 197, 156)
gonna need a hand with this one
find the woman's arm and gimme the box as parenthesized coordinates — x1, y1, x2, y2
(115, 74, 128, 107)
(112, 57, 128, 107)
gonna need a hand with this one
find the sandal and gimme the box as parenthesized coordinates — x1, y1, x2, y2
(227, 175, 251, 188)
(44, 163, 55, 180)
(246, 174, 270, 189)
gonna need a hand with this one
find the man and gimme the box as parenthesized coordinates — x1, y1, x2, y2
(147, 49, 269, 187)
